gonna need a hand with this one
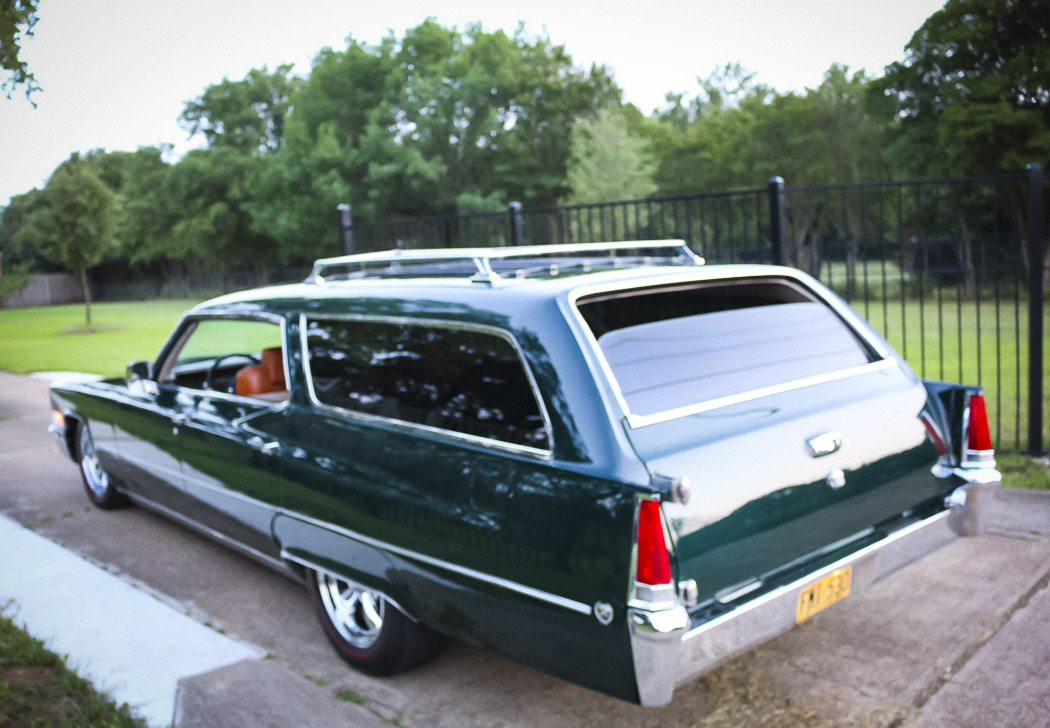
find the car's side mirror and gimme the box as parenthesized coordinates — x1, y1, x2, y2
(126, 360, 151, 381)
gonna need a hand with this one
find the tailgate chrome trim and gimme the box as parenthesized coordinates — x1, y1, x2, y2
(626, 359, 898, 428)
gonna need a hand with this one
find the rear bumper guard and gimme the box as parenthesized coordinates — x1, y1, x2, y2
(628, 480, 995, 706)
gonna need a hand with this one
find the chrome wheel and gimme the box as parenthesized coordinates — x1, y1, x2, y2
(79, 425, 109, 497)
(316, 572, 385, 650)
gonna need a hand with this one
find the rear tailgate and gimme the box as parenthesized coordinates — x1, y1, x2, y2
(625, 363, 945, 605)
(573, 271, 949, 606)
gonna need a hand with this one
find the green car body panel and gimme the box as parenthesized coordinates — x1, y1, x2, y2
(47, 250, 998, 705)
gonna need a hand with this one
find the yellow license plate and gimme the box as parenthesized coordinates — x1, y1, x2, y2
(795, 566, 852, 623)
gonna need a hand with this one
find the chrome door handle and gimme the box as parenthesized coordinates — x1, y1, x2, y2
(248, 435, 280, 455)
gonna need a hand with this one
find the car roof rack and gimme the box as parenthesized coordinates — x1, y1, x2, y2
(305, 240, 704, 285)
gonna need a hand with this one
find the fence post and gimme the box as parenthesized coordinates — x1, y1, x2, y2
(508, 201, 524, 246)
(337, 203, 355, 255)
(768, 177, 787, 265)
(1027, 163, 1045, 455)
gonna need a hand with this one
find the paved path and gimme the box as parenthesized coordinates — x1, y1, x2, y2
(1, 370, 1048, 727)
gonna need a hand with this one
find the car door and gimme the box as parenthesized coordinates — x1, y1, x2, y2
(155, 314, 290, 560)
(279, 316, 560, 602)
(105, 360, 198, 515)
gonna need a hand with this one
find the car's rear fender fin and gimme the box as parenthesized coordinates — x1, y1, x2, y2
(922, 380, 990, 467)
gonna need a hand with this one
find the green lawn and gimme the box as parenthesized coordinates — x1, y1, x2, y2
(0, 300, 198, 378)
(998, 453, 1050, 490)
(851, 296, 1049, 452)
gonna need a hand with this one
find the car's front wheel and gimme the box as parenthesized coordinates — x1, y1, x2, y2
(76, 422, 127, 509)
(307, 568, 443, 676)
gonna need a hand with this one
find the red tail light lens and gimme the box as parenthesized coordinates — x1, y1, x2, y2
(636, 500, 671, 585)
(967, 394, 992, 452)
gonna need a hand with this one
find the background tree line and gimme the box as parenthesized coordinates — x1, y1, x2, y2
(1, 0, 1047, 294)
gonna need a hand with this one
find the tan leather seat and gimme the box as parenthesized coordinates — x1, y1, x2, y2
(235, 347, 286, 396)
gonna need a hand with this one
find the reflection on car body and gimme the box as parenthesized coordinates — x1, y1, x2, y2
(48, 241, 1001, 705)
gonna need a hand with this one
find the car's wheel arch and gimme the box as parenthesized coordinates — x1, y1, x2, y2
(65, 414, 83, 462)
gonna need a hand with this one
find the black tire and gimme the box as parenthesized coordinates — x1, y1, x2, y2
(76, 421, 127, 510)
(307, 568, 443, 676)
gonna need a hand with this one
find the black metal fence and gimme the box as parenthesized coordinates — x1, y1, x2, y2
(347, 166, 1048, 455)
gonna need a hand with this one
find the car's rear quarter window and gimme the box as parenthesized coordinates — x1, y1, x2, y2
(576, 278, 875, 417)
(304, 318, 550, 451)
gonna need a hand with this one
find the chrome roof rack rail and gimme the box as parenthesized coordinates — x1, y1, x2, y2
(305, 240, 704, 285)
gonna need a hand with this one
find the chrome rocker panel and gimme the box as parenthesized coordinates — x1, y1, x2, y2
(628, 480, 996, 707)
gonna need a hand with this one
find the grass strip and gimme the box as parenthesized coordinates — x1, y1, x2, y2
(998, 454, 1050, 491)
(0, 612, 144, 727)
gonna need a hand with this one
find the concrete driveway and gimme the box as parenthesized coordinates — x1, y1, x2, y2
(1, 370, 1048, 727)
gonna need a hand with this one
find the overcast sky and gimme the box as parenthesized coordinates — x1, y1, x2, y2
(0, 0, 945, 207)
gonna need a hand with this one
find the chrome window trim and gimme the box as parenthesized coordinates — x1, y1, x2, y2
(276, 510, 593, 616)
(155, 311, 292, 411)
(562, 268, 898, 429)
(298, 313, 555, 460)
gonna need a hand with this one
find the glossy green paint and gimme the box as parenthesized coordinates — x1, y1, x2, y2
(48, 273, 662, 702)
(46, 264, 968, 704)
(631, 364, 950, 605)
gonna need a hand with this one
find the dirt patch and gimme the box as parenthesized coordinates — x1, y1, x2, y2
(61, 324, 124, 335)
(2, 665, 54, 685)
(687, 656, 919, 728)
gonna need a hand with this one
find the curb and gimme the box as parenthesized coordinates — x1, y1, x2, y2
(0, 514, 263, 727)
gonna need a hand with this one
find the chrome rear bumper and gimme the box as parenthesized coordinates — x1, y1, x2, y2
(628, 480, 996, 706)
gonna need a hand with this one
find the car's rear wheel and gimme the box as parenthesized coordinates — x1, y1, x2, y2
(307, 568, 443, 676)
(77, 422, 127, 509)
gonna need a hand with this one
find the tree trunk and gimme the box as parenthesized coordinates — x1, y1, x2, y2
(79, 265, 92, 325)
(958, 211, 977, 297)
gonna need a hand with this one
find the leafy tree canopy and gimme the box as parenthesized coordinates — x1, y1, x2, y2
(567, 106, 656, 203)
(181, 64, 301, 155)
(874, 0, 1050, 175)
(0, 0, 39, 99)
(638, 63, 890, 194)
(280, 20, 620, 222)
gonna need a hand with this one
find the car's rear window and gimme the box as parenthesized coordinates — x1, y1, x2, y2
(304, 318, 550, 451)
(576, 278, 875, 417)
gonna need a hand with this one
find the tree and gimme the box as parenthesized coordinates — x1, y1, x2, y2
(273, 21, 620, 227)
(567, 106, 656, 203)
(18, 156, 121, 324)
(0, 0, 39, 99)
(874, 0, 1050, 176)
(0, 187, 45, 267)
(180, 64, 301, 155)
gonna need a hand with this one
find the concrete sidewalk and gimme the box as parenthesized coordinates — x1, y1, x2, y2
(0, 514, 262, 726)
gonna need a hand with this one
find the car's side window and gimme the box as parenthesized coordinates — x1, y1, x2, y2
(304, 318, 550, 452)
(159, 318, 288, 400)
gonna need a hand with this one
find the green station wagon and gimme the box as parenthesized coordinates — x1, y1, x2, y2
(48, 241, 1001, 706)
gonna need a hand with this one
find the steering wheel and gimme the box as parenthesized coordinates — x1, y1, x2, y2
(205, 353, 261, 393)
